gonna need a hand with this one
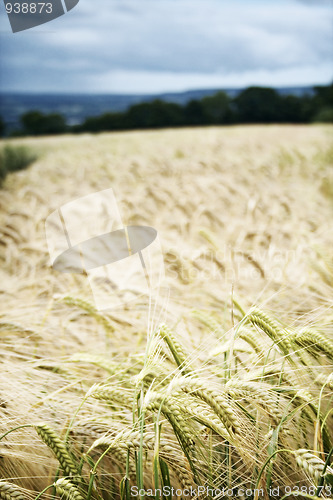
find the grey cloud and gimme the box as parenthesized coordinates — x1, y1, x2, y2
(47, 1, 333, 73)
(295, 0, 332, 4)
(0, 0, 332, 91)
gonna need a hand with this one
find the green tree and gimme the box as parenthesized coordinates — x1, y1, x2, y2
(313, 83, 333, 108)
(201, 91, 233, 124)
(125, 100, 183, 129)
(21, 111, 67, 135)
(279, 95, 308, 123)
(234, 87, 283, 123)
(312, 83, 333, 122)
(0, 116, 5, 137)
(183, 100, 206, 126)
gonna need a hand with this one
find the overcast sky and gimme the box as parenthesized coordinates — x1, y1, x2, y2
(0, 0, 332, 94)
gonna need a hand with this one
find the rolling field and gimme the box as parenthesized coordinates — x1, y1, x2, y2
(0, 125, 333, 499)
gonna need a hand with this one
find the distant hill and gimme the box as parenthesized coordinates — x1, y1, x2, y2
(0, 86, 315, 132)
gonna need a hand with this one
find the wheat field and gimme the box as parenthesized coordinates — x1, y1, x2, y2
(0, 125, 332, 499)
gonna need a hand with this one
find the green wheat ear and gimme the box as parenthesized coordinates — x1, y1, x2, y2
(34, 423, 79, 478)
(158, 323, 192, 373)
(60, 295, 115, 334)
(0, 481, 28, 500)
(293, 328, 333, 360)
(54, 478, 85, 500)
(69, 352, 121, 374)
(191, 309, 221, 333)
(247, 307, 291, 356)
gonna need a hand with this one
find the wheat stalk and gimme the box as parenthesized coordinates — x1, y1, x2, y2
(315, 373, 333, 389)
(88, 426, 195, 487)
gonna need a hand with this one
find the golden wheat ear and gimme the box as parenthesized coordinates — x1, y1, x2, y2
(54, 478, 85, 500)
(295, 449, 333, 482)
(0, 481, 28, 500)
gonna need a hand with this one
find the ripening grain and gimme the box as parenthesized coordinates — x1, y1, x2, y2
(0, 125, 332, 498)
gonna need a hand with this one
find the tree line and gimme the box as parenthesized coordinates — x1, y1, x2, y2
(2, 84, 332, 137)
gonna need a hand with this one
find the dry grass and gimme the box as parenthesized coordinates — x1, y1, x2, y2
(0, 125, 332, 498)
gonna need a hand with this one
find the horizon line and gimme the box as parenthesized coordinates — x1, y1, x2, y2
(1, 82, 332, 97)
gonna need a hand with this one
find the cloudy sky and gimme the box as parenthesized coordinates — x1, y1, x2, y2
(0, 0, 332, 94)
